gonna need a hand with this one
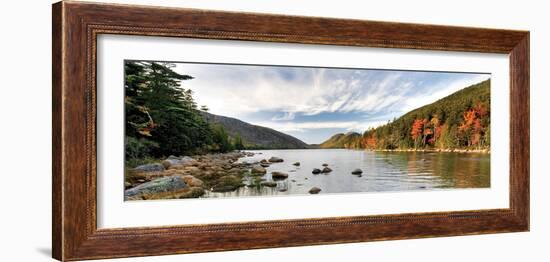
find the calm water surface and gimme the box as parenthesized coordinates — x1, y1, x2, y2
(204, 149, 490, 198)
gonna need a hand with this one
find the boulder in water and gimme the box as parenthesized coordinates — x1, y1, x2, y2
(251, 165, 267, 175)
(309, 187, 321, 194)
(271, 171, 289, 180)
(268, 156, 284, 163)
(260, 181, 277, 187)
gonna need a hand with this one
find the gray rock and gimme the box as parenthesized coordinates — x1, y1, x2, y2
(271, 171, 289, 180)
(260, 163, 270, 168)
(309, 187, 321, 194)
(162, 156, 196, 169)
(351, 168, 363, 175)
(321, 167, 332, 173)
(242, 160, 259, 166)
(124, 175, 187, 199)
(268, 156, 284, 163)
(312, 168, 321, 174)
(133, 163, 165, 172)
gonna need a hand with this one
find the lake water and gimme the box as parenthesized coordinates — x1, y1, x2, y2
(204, 149, 490, 198)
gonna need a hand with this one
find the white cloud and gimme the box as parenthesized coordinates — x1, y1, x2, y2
(254, 121, 361, 133)
(251, 119, 390, 137)
(271, 112, 295, 121)
(175, 64, 417, 119)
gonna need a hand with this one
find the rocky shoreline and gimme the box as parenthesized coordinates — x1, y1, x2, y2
(124, 151, 332, 200)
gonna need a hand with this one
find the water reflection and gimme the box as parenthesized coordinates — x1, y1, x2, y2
(203, 149, 490, 198)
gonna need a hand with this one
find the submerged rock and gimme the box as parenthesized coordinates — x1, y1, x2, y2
(211, 175, 244, 192)
(351, 168, 363, 175)
(268, 156, 284, 163)
(271, 171, 289, 180)
(312, 168, 321, 174)
(322, 163, 329, 167)
(321, 167, 332, 173)
(124, 175, 187, 200)
(293, 162, 300, 166)
(309, 187, 321, 194)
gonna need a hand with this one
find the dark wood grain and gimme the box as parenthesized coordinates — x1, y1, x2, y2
(52, 2, 63, 260)
(52, 1, 530, 261)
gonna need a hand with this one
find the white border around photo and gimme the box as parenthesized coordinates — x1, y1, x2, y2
(97, 34, 509, 229)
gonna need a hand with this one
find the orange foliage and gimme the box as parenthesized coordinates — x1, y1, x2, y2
(411, 119, 424, 140)
(364, 133, 377, 149)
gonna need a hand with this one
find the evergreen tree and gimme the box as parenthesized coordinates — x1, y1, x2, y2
(124, 61, 211, 158)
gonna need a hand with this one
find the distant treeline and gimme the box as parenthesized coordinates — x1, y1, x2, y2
(124, 61, 242, 165)
(321, 80, 491, 150)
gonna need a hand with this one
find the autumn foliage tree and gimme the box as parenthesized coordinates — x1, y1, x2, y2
(411, 119, 424, 148)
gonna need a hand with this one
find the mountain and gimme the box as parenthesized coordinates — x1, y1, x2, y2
(319, 79, 491, 150)
(319, 132, 362, 148)
(200, 112, 309, 149)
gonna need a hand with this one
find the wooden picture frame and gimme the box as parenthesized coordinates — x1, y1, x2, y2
(52, 1, 529, 261)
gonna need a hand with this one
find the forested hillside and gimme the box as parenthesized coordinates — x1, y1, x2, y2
(321, 79, 491, 150)
(201, 112, 309, 149)
(319, 132, 362, 148)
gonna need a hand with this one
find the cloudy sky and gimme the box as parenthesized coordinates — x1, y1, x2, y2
(171, 62, 490, 144)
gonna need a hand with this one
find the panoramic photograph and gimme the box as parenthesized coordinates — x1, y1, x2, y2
(123, 60, 491, 201)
